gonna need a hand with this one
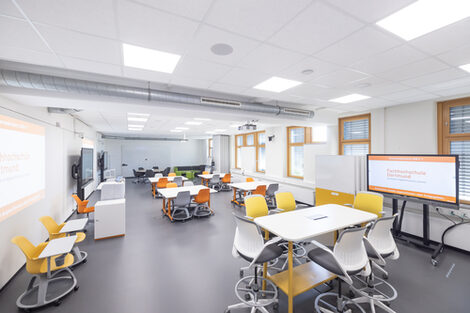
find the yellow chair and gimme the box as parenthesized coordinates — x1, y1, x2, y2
(274, 192, 297, 212)
(246, 177, 254, 182)
(202, 171, 209, 175)
(245, 195, 270, 219)
(352, 191, 384, 217)
(39, 216, 88, 265)
(166, 182, 178, 188)
(11, 236, 77, 309)
(168, 172, 176, 177)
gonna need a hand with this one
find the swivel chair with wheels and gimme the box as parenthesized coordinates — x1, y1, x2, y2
(350, 215, 400, 313)
(220, 173, 232, 191)
(351, 191, 384, 217)
(11, 236, 78, 311)
(162, 167, 171, 177)
(72, 194, 94, 218)
(166, 182, 177, 188)
(250, 185, 266, 197)
(191, 188, 213, 217)
(246, 177, 254, 182)
(144, 169, 155, 184)
(155, 177, 168, 197)
(171, 191, 192, 222)
(208, 174, 220, 190)
(308, 227, 371, 313)
(168, 172, 176, 177)
(39, 216, 88, 266)
(225, 214, 283, 313)
(173, 176, 183, 187)
(265, 184, 279, 207)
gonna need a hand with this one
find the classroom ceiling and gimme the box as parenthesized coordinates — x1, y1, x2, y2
(1, 0, 470, 129)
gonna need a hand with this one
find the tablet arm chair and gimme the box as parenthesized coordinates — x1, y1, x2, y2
(226, 214, 283, 313)
(11, 236, 78, 310)
(350, 215, 400, 313)
(265, 183, 279, 208)
(171, 191, 192, 222)
(208, 174, 220, 191)
(39, 216, 88, 266)
(192, 188, 213, 217)
(220, 173, 232, 191)
(308, 227, 371, 313)
(72, 194, 94, 218)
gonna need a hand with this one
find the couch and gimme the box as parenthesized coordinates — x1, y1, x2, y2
(173, 165, 206, 179)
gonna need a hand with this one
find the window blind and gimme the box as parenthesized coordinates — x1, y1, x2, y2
(450, 105, 470, 134)
(344, 143, 369, 155)
(450, 141, 470, 201)
(343, 118, 369, 140)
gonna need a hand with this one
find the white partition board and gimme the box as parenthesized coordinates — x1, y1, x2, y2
(240, 146, 256, 172)
(315, 155, 357, 194)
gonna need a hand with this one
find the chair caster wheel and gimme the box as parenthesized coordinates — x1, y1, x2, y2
(239, 270, 244, 278)
(224, 310, 230, 313)
(383, 273, 389, 279)
(54, 300, 62, 306)
(348, 290, 355, 298)
(74, 285, 80, 291)
(83, 259, 87, 264)
(273, 303, 279, 310)
(244, 294, 251, 300)
(431, 258, 438, 266)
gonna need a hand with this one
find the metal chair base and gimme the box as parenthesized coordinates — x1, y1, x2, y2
(226, 275, 278, 313)
(315, 292, 366, 313)
(16, 268, 77, 310)
(71, 248, 88, 267)
(192, 204, 213, 218)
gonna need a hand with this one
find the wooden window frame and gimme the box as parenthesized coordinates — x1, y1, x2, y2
(256, 131, 266, 173)
(287, 126, 312, 179)
(208, 138, 213, 158)
(235, 131, 265, 171)
(338, 113, 371, 155)
(438, 97, 470, 205)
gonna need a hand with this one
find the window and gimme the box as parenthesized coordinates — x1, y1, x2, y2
(438, 97, 470, 203)
(338, 114, 371, 155)
(234, 131, 265, 172)
(287, 126, 312, 178)
(208, 138, 213, 158)
(235, 135, 243, 169)
(257, 132, 266, 172)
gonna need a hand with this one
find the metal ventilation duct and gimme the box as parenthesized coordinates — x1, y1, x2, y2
(0, 69, 314, 119)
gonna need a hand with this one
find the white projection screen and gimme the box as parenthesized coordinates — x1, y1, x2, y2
(0, 114, 45, 222)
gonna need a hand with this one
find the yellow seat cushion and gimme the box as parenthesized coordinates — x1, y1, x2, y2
(353, 192, 383, 217)
(275, 192, 296, 212)
(38, 253, 74, 273)
(75, 232, 86, 243)
(245, 196, 269, 219)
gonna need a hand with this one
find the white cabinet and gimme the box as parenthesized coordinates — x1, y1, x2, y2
(94, 198, 125, 240)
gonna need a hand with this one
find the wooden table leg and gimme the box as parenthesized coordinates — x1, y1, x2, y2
(162, 198, 166, 214)
(288, 241, 294, 313)
(168, 198, 173, 221)
(263, 229, 269, 290)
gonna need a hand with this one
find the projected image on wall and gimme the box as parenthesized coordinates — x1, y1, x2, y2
(0, 114, 45, 222)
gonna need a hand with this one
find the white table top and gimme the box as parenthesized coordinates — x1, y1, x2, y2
(158, 185, 217, 199)
(59, 218, 88, 233)
(137, 169, 161, 173)
(254, 204, 377, 242)
(228, 181, 270, 191)
(198, 173, 226, 179)
(37, 236, 77, 259)
(148, 176, 189, 183)
(97, 180, 124, 190)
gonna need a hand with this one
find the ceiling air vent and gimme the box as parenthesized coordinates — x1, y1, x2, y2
(47, 107, 82, 114)
(282, 108, 314, 118)
(200, 97, 242, 107)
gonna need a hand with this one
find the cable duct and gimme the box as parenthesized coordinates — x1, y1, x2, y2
(0, 69, 314, 119)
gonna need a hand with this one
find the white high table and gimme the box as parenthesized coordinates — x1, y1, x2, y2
(254, 204, 377, 313)
(158, 185, 217, 221)
(198, 173, 226, 186)
(228, 181, 271, 205)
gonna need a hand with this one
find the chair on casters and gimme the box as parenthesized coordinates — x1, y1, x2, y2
(202, 171, 209, 175)
(250, 185, 266, 196)
(166, 182, 177, 188)
(11, 236, 78, 311)
(265, 184, 279, 208)
(246, 177, 254, 182)
(171, 191, 192, 222)
(72, 194, 94, 218)
(208, 174, 220, 191)
(162, 167, 171, 177)
(155, 177, 168, 198)
(168, 172, 176, 177)
(351, 191, 384, 217)
(191, 188, 213, 217)
(144, 169, 155, 184)
(308, 227, 371, 313)
(220, 173, 232, 191)
(349, 214, 400, 313)
(39, 216, 88, 266)
(225, 213, 283, 313)
(173, 176, 183, 187)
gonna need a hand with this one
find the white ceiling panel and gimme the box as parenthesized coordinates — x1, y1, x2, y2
(36, 24, 122, 65)
(237, 44, 305, 74)
(283, 83, 332, 99)
(313, 69, 369, 88)
(402, 68, 469, 88)
(208, 82, 247, 95)
(359, 82, 409, 97)
(326, 0, 415, 23)
(351, 45, 427, 74)
(0, 46, 62, 67)
(421, 76, 470, 93)
(17, 0, 117, 39)
(169, 75, 213, 90)
(117, 0, 199, 54)
(132, 0, 214, 21)
(268, 1, 364, 54)
(315, 27, 402, 66)
(122, 67, 172, 84)
(172, 56, 231, 82)
(437, 43, 470, 67)
(278, 56, 339, 82)
(381, 89, 436, 101)
(410, 17, 470, 55)
(186, 25, 259, 66)
(0, 1, 22, 18)
(205, 0, 312, 41)
(217, 67, 270, 88)
(60, 56, 122, 77)
(0, 16, 49, 52)
(376, 58, 449, 81)
(431, 85, 470, 98)
(333, 104, 367, 113)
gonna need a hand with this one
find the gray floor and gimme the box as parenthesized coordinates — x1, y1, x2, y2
(1, 180, 469, 313)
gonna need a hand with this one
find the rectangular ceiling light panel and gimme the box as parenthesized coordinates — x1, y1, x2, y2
(329, 93, 370, 103)
(123, 43, 181, 73)
(253, 76, 302, 93)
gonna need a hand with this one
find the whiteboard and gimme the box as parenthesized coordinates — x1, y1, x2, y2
(315, 155, 357, 194)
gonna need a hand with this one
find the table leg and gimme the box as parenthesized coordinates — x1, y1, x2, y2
(168, 198, 173, 221)
(288, 241, 293, 313)
(262, 230, 269, 290)
(232, 188, 237, 201)
(152, 183, 156, 198)
(47, 257, 51, 278)
(162, 198, 166, 214)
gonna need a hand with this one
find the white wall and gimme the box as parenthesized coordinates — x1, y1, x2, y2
(103, 138, 207, 177)
(0, 95, 98, 289)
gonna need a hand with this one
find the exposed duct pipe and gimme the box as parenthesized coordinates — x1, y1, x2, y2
(0, 69, 314, 119)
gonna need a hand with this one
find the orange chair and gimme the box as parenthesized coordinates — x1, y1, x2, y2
(251, 185, 267, 196)
(72, 194, 94, 217)
(168, 173, 176, 177)
(192, 189, 212, 217)
(166, 182, 178, 188)
(202, 171, 209, 175)
(246, 177, 254, 182)
(220, 173, 232, 191)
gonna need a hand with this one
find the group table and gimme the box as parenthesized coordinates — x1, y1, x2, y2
(228, 181, 271, 206)
(148, 176, 189, 198)
(198, 173, 226, 187)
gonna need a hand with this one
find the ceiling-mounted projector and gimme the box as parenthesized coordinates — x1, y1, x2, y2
(238, 121, 257, 131)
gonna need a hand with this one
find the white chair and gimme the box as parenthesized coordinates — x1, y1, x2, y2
(308, 227, 371, 313)
(185, 181, 194, 186)
(208, 174, 220, 190)
(154, 173, 163, 179)
(226, 214, 283, 313)
(350, 215, 400, 313)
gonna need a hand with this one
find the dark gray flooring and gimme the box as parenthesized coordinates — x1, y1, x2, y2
(1, 180, 469, 313)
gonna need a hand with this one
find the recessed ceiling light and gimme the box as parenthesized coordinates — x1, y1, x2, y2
(128, 112, 150, 117)
(329, 94, 371, 104)
(214, 129, 227, 132)
(185, 121, 202, 125)
(194, 118, 211, 121)
(127, 117, 148, 122)
(175, 127, 189, 130)
(301, 69, 314, 75)
(210, 43, 234, 56)
(170, 129, 183, 133)
(128, 127, 143, 131)
(460, 64, 470, 73)
(253, 76, 302, 93)
(376, 0, 470, 41)
(128, 124, 145, 128)
(122, 43, 181, 73)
